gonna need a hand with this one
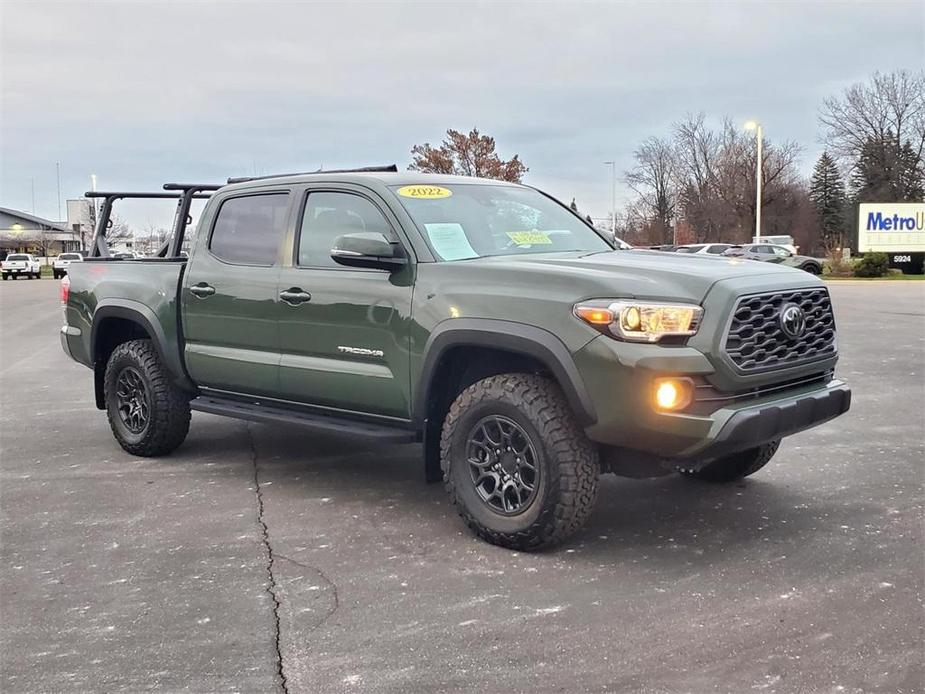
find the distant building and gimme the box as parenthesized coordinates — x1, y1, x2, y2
(0, 206, 81, 257)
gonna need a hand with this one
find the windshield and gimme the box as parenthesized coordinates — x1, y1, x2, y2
(7, 254, 28, 261)
(390, 184, 612, 261)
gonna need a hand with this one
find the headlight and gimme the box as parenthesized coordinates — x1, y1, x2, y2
(573, 300, 703, 343)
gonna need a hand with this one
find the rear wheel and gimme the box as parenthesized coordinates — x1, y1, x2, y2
(678, 440, 780, 483)
(803, 263, 821, 275)
(104, 339, 191, 456)
(441, 373, 599, 551)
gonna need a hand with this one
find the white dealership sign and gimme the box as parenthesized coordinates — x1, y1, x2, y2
(857, 202, 925, 253)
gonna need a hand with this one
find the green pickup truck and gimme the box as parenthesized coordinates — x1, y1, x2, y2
(61, 169, 850, 550)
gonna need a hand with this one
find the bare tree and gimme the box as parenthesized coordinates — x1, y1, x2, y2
(666, 114, 803, 243)
(625, 136, 677, 244)
(819, 69, 925, 167)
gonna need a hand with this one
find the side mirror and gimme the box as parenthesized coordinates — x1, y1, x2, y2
(330, 232, 407, 271)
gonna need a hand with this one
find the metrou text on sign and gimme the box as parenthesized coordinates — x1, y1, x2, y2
(857, 202, 925, 274)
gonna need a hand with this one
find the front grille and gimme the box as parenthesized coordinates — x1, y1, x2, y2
(723, 288, 836, 372)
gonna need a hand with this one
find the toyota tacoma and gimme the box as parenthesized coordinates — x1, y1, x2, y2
(60, 169, 851, 550)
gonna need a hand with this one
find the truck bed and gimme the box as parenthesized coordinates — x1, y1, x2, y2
(62, 259, 188, 383)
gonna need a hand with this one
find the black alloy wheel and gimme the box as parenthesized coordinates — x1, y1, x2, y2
(466, 414, 539, 515)
(115, 366, 150, 435)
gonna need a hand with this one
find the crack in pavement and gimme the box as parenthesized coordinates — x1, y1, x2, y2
(245, 423, 289, 694)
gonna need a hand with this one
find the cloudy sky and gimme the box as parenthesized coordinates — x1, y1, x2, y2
(2, 0, 923, 228)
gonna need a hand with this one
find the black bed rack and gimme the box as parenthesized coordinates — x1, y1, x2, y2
(85, 184, 222, 258)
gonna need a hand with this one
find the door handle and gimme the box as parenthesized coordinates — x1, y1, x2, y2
(189, 283, 216, 298)
(279, 288, 311, 305)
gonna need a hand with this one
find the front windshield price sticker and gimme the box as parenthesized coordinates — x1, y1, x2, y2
(397, 185, 453, 199)
(424, 223, 478, 260)
(506, 231, 553, 245)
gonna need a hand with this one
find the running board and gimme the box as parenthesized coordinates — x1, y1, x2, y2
(190, 395, 418, 443)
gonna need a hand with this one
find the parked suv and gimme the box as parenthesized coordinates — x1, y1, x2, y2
(2, 253, 41, 280)
(725, 244, 822, 275)
(53, 252, 83, 279)
(61, 171, 850, 550)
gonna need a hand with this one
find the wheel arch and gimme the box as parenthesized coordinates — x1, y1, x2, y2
(414, 319, 597, 482)
(90, 301, 192, 409)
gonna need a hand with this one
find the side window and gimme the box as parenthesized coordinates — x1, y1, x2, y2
(772, 246, 790, 258)
(753, 245, 771, 255)
(707, 245, 726, 254)
(210, 193, 289, 265)
(298, 191, 394, 268)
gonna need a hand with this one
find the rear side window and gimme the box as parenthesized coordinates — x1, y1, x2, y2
(210, 193, 289, 265)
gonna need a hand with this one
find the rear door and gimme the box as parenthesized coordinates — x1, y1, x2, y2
(275, 184, 415, 419)
(182, 189, 291, 397)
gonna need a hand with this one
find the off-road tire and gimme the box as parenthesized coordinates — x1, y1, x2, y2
(678, 440, 781, 483)
(104, 339, 191, 456)
(441, 373, 599, 551)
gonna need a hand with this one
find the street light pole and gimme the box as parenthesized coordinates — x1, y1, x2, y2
(603, 161, 616, 238)
(744, 121, 763, 243)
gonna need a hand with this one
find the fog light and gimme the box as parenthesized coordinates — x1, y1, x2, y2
(653, 378, 692, 411)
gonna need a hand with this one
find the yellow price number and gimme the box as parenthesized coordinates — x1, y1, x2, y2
(397, 185, 453, 199)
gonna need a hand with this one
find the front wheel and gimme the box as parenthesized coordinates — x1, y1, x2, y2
(678, 440, 780, 483)
(441, 373, 600, 551)
(104, 339, 191, 456)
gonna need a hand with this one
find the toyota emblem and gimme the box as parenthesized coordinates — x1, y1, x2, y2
(779, 304, 807, 339)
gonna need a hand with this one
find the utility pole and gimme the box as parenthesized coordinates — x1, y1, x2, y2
(56, 162, 62, 221)
(744, 121, 763, 242)
(603, 161, 616, 239)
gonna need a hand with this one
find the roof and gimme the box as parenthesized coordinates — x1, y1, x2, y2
(222, 171, 524, 193)
(0, 206, 69, 231)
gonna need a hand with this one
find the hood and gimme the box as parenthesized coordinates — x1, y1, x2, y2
(471, 249, 812, 303)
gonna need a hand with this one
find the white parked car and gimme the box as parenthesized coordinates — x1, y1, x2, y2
(1, 253, 42, 280)
(53, 252, 83, 279)
(675, 243, 735, 255)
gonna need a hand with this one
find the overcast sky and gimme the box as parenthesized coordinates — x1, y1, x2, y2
(2, 0, 923, 228)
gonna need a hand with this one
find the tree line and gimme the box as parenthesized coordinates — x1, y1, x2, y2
(408, 69, 923, 254)
(622, 69, 924, 252)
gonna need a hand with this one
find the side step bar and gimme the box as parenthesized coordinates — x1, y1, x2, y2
(190, 395, 418, 443)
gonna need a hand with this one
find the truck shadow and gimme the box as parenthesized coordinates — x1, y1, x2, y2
(176, 416, 849, 566)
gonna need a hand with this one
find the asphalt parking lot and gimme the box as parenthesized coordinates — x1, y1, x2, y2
(1, 278, 923, 694)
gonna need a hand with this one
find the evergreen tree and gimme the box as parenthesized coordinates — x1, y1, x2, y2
(808, 152, 847, 251)
(850, 133, 925, 202)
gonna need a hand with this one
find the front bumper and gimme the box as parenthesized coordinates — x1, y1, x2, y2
(574, 335, 850, 460)
(672, 379, 850, 459)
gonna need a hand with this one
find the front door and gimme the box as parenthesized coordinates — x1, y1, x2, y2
(182, 190, 291, 397)
(276, 186, 414, 420)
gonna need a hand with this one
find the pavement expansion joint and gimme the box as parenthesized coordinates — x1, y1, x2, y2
(245, 422, 290, 694)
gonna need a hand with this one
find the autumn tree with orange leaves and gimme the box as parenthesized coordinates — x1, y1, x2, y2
(409, 128, 528, 182)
